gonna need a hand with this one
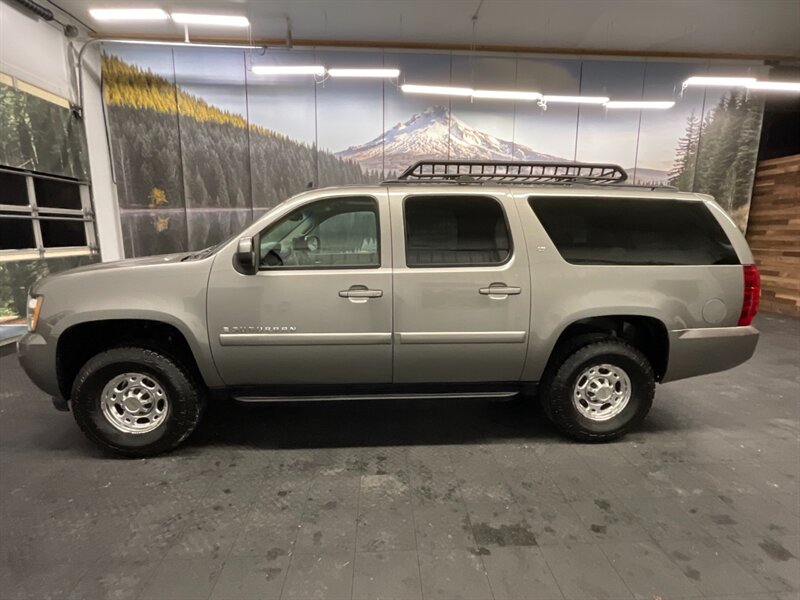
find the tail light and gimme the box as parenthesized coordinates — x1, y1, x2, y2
(738, 264, 761, 326)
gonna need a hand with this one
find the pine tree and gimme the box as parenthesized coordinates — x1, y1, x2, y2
(667, 91, 764, 231)
(668, 110, 700, 191)
(728, 94, 764, 229)
(235, 189, 246, 208)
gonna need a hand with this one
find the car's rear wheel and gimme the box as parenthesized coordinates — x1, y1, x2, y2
(540, 339, 654, 442)
(71, 347, 204, 457)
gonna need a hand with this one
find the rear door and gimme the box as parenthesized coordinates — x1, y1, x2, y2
(389, 189, 531, 383)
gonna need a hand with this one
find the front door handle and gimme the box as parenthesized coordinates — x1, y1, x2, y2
(339, 286, 383, 303)
(479, 284, 521, 297)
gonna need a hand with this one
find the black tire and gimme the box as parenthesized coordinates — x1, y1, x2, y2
(71, 347, 204, 457)
(540, 339, 655, 442)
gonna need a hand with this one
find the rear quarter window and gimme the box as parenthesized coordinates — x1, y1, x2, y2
(528, 196, 739, 266)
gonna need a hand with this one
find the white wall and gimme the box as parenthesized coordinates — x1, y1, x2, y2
(0, 2, 124, 261)
(0, 2, 72, 99)
(78, 46, 125, 262)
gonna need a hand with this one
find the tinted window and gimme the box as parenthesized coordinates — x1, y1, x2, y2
(34, 178, 83, 210)
(0, 172, 29, 206)
(40, 218, 87, 247)
(529, 197, 739, 266)
(0, 218, 36, 250)
(404, 196, 511, 267)
(259, 196, 379, 269)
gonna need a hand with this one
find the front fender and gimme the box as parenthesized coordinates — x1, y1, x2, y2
(33, 257, 223, 388)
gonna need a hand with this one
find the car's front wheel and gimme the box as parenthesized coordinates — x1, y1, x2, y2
(71, 347, 204, 457)
(540, 339, 655, 442)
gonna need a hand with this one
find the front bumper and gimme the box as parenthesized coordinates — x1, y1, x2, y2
(662, 325, 759, 383)
(17, 331, 62, 399)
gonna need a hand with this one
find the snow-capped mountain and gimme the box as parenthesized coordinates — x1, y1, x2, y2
(336, 105, 564, 172)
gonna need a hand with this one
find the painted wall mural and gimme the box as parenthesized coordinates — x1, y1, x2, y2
(101, 44, 765, 258)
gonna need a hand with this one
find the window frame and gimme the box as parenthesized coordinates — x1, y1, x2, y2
(256, 195, 382, 272)
(527, 195, 740, 267)
(0, 167, 97, 262)
(401, 194, 514, 269)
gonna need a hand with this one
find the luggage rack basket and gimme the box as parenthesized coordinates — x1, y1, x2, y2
(387, 160, 629, 185)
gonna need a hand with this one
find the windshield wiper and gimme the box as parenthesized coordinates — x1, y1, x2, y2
(182, 246, 217, 261)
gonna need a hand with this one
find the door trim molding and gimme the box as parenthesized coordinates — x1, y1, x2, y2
(396, 331, 527, 344)
(219, 332, 392, 346)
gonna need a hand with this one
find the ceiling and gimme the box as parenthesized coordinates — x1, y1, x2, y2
(49, 0, 800, 59)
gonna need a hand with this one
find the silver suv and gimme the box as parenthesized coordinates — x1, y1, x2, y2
(17, 161, 761, 456)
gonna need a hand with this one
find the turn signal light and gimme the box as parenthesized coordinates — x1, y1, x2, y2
(27, 295, 43, 332)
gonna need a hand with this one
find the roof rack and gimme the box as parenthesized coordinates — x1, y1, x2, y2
(386, 160, 629, 185)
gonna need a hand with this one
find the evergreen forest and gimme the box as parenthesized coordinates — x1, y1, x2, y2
(102, 54, 378, 255)
(669, 91, 763, 230)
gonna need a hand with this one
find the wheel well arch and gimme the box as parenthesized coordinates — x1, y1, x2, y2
(545, 315, 669, 382)
(56, 319, 204, 400)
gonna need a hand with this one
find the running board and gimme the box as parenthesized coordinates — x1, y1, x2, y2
(233, 390, 520, 403)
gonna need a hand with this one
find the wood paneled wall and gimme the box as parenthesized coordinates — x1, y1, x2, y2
(746, 155, 800, 317)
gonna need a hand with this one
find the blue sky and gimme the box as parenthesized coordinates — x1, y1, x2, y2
(104, 43, 755, 173)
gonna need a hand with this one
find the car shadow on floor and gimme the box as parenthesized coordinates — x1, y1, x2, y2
(182, 395, 685, 452)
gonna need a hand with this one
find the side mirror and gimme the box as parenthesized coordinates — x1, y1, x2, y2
(233, 237, 256, 275)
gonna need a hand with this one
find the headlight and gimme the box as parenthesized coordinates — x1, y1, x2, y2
(27, 296, 43, 332)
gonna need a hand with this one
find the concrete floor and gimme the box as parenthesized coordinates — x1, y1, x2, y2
(0, 315, 798, 600)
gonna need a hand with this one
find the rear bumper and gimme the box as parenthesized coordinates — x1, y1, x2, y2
(662, 325, 759, 383)
(17, 331, 62, 399)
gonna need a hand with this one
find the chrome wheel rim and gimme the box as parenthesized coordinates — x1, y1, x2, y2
(100, 372, 169, 434)
(572, 363, 631, 422)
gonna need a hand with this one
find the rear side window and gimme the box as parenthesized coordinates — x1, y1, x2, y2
(528, 196, 739, 266)
(404, 196, 511, 267)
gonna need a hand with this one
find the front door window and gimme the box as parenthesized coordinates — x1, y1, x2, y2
(259, 196, 379, 269)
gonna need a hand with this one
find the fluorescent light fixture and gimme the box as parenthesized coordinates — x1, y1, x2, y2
(401, 85, 542, 101)
(109, 39, 261, 49)
(541, 95, 610, 104)
(251, 65, 326, 76)
(605, 100, 676, 109)
(401, 84, 473, 96)
(683, 76, 756, 88)
(747, 81, 800, 92)
(171, 13, 250, 27)
(89, 8, 169, 21)
(472, 89, 542, 101)
(328, 68, 400, 78)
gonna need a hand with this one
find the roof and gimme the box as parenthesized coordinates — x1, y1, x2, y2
(306, 181, 710, 202)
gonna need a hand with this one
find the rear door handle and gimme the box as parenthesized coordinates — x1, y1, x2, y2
(479, 284, 521, 297)
(339, 286, 383, 302)
(339, 289, 383, 298)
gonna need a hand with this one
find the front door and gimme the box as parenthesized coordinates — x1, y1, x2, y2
(390, 190, 531, 383)
(207, 192, 392, 386)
